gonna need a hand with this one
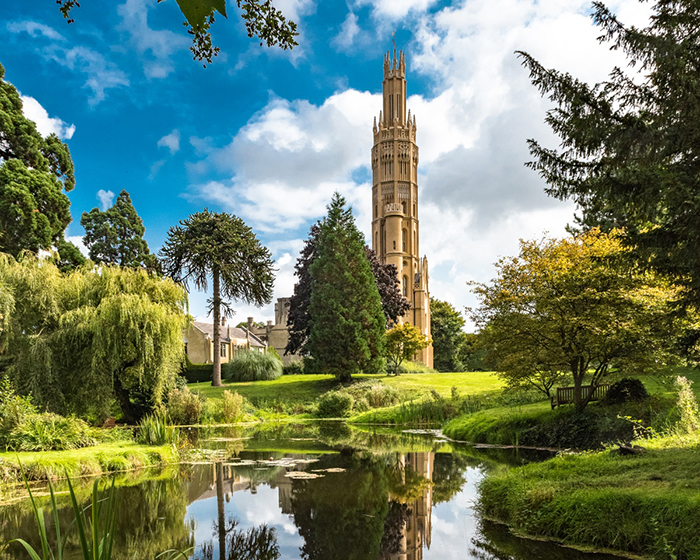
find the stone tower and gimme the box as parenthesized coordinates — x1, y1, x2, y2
(371, 49, 433, 367)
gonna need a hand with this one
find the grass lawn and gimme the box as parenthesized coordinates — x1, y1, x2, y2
(189, 371, 504, 405)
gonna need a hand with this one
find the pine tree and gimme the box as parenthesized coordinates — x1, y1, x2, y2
(306, 193, 386, 380)
(519, 0, 700, 307)
(81, 190, 159, 271)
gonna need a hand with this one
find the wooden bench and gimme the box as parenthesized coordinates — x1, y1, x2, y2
(550, 384, 610, 408)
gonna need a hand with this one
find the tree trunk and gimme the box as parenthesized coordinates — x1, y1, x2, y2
(212, 267, 222, 387)
(216, 462, 226, 560)
(572, 358, 585, 413)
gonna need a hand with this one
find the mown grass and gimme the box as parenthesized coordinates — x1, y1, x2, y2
(478, 433, 700, 559)
(190, 371, 504, 407)
(0, 441, 179, 484)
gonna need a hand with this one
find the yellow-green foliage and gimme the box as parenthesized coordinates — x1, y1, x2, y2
(0, 254, 188, 420)
(385, 323, 431, 374)
(222, 390, 245, 422)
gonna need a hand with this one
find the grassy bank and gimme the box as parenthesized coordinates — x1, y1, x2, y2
(479, 433, 700, 559)
(0, 441, 179, 484)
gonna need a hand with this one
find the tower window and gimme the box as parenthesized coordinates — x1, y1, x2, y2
(402, 276, 408, 297)
(402, 229, 407, 252)
(393, 240, 396, 250)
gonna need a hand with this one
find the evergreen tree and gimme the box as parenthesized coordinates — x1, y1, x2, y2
(81, 190, 159, 271)
(306, 193, 386, 380)
(430, 298, 467, 372)
(519, 0, 700, 307)
(0, 64, 74, 257)
(160, 209, 275, 387)
(286, 227, 407, 356)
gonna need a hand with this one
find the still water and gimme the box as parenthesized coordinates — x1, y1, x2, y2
(0, 424, 626, 560)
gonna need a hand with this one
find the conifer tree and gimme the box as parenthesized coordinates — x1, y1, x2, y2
(306, 193, 385, 380)
(81, 190, 159, 271)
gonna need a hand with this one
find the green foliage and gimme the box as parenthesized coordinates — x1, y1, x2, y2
(222, 390, 245, 422)
(223, 350, 283, 382)
(0, 254, 189, 423)
(393, 361, 436, 374)
(307, 193, 386, 380)
(0, 65, 74, 257)
(7, 413, 99, 452)
(136, 414, 179, 446)
(282, 362, 303, 375)
(266, 345, 282, 362)
(160, 209, 274, 387)
(603, 378, 650, 405)
(430, 298, 467, 372)
(472, 229, 679, 410)
(166, 386, 204, 425)
(519, 1, 700, 309)
(385, 323, 431, 375)
(316, 391, 354, 418)
(182, 357, 213, 383)
(53, 237, 87, 273)
(80, 190, 159, 271)
(673, 376, 700, 435)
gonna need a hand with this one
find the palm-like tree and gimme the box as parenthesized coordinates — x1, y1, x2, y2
(160, 210, 274, 386)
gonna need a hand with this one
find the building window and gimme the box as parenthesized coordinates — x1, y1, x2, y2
(402, 229, 407, 252)
(393, 240, 396, 250)
(402, 276, 408, 297)
(220, 343, 226, 357)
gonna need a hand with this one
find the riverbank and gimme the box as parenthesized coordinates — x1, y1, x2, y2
(478, 433, 700, 559)
(0, 441, 179, 485)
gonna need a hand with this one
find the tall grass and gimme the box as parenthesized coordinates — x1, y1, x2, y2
(223, 351, 282, 382)
(136, 415, 179, 446)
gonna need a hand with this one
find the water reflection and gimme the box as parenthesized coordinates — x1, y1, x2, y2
(0, 426, 627, 560)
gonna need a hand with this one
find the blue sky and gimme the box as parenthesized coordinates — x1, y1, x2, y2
(4, 0, 652, 326)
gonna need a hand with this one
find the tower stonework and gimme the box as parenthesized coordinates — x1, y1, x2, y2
(372, 49, 433, 367)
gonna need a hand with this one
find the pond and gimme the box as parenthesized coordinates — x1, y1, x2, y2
(0, 423, 628, 560)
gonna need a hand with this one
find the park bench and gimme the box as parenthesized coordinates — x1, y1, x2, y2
(550, 384, 610, 408)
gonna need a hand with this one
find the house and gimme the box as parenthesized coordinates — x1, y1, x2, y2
(248, 297, 302, 367)
(184, 319, 266, 365)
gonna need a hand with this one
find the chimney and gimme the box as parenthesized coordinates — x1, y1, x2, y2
(247, 317, 253, 342)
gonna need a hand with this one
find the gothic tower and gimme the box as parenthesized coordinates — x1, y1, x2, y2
(371, 49, 433, 367)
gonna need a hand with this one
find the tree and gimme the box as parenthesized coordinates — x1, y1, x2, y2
(385, 323, 431, 375)
(305, 193, 386, 380)
(56, 0, 298, 66)
(0, 64, 75, 257)
(0, 253, 188, 422)
(430, 298, 466, 372)
(519, 0, 700, 309)
(471, 229, 678, 411)
(81, 190, 159, 271)
(52, 237, 87, 273)
(286, 226, 407, 357)
(160, 210, 274, 387)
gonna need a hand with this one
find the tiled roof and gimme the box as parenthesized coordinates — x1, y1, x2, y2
(192, 322, 266, 347)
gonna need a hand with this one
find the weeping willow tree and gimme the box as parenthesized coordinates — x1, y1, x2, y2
(0, 253, 188, 422)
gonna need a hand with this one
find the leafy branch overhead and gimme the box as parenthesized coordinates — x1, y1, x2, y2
(56, 0, 298, 66)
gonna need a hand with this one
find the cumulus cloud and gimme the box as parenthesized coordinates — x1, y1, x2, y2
(187, 0, 653, 323)
(157, 129, 180, 154)
(97, 189, 115, 211)
(116, 0, 189, 78)
(20, 96, 76, 140)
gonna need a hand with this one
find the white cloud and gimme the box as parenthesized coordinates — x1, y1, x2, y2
(157, 129, 180, 154)
(97, 189, 115, 211)
(6, 21, 65, 41)
(66, 235, 89, 258)
(332, 12, 361, 50)
(354, 0, 439, 19)
(20, 95, 76, 140)
(116, 0, 189, 78)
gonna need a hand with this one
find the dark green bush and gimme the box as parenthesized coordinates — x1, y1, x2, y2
(223, 350, 283, 382)
(182, 357, 213, 383)
(282, 362, 304, 375)
(603, 378, 650, 405)
(317, 391, 354, 418)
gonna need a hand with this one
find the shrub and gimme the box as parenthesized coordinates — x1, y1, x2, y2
(0, 376, 36, 436)
(282, 362, 304, 375)
(673, 376, 700, 434)
(136, 414, 179, 446)
(166, 386, 204, 425)
(182, 357, 213, 383)
(267, 346, 283, 362)
(7, 414, 98, 451)
(222, 390, 245, 423)
(223, 350, 283, 382)
(317, 391, 354, 418)
(395, 361, 437, 374)
(603, 378, 650, 405)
